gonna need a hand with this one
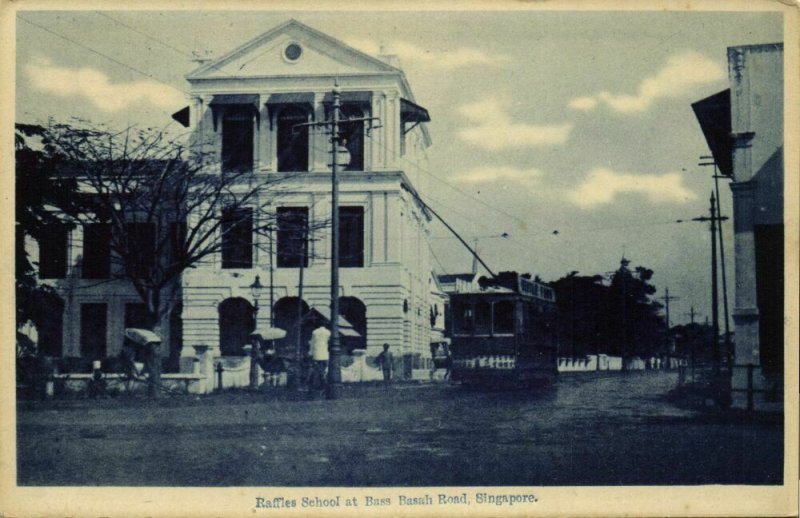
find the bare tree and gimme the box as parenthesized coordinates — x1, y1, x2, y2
(39, 121, 296, 396)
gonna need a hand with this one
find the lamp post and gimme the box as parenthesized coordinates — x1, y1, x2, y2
(248, 275, 264, 390)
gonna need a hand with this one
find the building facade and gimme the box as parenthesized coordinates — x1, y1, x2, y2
(693, 43, 783, 409)
(26, 20, 439, 377)
(179, 20, 436, 370)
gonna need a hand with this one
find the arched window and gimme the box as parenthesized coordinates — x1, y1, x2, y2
(218, 297, 255, 356)
(273, 297, 310, 357)
(339, 296, 367, 351)
(277, 105, 309, 172)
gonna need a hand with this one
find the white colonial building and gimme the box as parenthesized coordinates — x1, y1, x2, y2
(24, 20, 441, 383)
(178, 19, 437, 374)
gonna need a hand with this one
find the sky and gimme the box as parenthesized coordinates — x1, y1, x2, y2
(14, 8, 784, 327)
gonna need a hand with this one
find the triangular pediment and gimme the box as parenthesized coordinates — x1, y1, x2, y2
(187, 19, 399, 80)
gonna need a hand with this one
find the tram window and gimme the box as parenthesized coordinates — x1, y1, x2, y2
(453, 300, 473, 334)
(493, 300, 515, 334)
(474, 301, 491, 335)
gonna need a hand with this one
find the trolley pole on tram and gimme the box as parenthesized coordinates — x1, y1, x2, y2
(294, 84, 379, 399)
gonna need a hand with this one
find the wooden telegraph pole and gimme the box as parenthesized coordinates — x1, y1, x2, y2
(700, 156, 732, 360)
(295, 85, 379, 399)
(659, 287, 680, 367)
(693, 192, 728, 369)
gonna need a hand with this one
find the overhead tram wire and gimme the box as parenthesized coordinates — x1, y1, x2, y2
(362, 131, 710, 240)
(19, 16, 191, 99)
(306, 137, 497, 275)
(94, 12, 194, 59)
(362, 131, 528, 228)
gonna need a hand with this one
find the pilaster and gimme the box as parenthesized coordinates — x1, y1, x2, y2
(311, 92, 329, 172)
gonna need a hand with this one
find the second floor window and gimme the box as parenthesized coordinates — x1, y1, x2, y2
(125, 222, 156, 279)
(222, 106, 254, 173)
(339, 206, 364, 267)
(221, 208, 253, 269)
(277, 207, 308, 268)
(39, 224, 69, 279)
(82, 223, 111, 279)
(277, 105, 309, 172)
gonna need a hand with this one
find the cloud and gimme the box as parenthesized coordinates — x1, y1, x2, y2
(457, 98, 573, 150)
(25, 58, 184, 112)
(346, 38, 510, 70)
(567, 96, 598, 111)
(568, 51, 725, 114)
(453, 165, 544, 189)
(567, 168, 698, 208)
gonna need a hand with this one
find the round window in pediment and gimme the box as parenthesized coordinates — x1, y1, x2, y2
(284, 43, 303, 62)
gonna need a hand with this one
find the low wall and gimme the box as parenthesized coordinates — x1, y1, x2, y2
(557, 355, 687, 372)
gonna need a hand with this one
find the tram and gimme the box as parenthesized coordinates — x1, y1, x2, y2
(449, 273, 558, 388)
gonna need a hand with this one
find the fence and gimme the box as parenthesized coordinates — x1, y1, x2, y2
(677, 362, 782, 411)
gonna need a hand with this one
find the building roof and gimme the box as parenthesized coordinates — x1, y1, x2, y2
(437, 273, 478, 284)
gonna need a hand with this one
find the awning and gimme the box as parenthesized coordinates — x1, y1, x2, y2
(265, 92, 315, 105)
(124, 328, 161, 346)
(322, 91, 372, 105)
(208, 94, 260, 131)
(308, 306, 361, 337)
(209, 94, 260, 107)
(691, 89, 733, 177)
(401, 98, 431, 123)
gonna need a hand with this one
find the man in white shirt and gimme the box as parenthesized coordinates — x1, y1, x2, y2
(309, 325, 330, 390)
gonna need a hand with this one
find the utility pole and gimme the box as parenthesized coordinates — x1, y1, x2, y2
(471, 238, 479, 275)
(294, 222, 307, 391)
(685, 306, 696, 325)
(659, 288, 680, 367)
(692, 192, 728, 369)
(295, 85, 379, 399)
(268, 230, 274, 327)
(700, 156, 732, 361)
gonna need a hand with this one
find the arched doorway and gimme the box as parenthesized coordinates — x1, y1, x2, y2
(339, 296, 367, 351)
(273, 297, 310, 357)
(218, 297, 255, 356)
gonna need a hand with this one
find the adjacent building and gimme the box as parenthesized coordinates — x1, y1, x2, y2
(693, 43, 784, 409)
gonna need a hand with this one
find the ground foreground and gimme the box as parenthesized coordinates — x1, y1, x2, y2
(17, 371, 782, 486)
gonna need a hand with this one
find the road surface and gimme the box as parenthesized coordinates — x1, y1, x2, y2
(17, 371, 783, 486)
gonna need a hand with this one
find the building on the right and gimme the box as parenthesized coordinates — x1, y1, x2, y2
(693, 43, 783, 410)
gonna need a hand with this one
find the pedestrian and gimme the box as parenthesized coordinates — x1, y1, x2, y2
(309, 325, 330, 391)
(377, 343, 393, 388)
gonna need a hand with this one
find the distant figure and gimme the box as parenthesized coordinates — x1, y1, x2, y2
(430, 343, 438, 380)
(377, 343, 394, 388)
(309, 325, 331, 390)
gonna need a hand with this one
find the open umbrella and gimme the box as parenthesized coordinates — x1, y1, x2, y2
(250, 327, 287, 341)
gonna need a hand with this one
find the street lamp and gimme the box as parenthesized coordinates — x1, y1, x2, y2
(250, 275, 264, 314)
(248, 275, 264, 390)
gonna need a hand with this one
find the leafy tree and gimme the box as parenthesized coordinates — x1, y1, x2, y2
(603, 259, 665, 360)
(550, 259, 666, 361)
(550, 273, 607, 357)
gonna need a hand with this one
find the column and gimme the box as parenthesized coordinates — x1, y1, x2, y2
(311, 93, 328, 172)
